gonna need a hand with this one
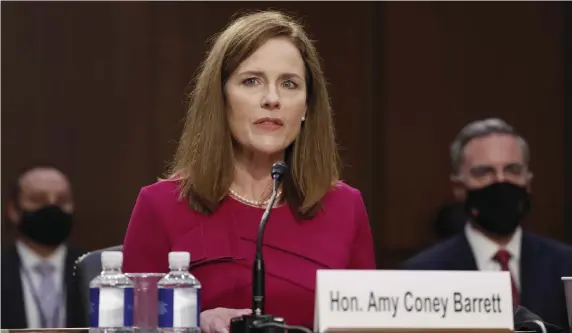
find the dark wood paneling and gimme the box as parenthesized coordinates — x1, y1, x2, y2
(1, 2, 375, 251)
(377, 1, 567, 267)
(1, 2, 567, 266)
(565, 2, 572, 244)
(369, 1, 385, 268)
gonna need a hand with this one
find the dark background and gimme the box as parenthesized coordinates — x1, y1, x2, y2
(2, 1, 571, 268)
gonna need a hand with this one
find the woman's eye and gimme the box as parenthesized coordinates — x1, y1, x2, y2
(243, 78, 259, 86)
(282, 80, 297, 89)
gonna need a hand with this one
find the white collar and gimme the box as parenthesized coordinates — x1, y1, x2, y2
(464, 222, 522, 266)
(16, 240, 67, 273)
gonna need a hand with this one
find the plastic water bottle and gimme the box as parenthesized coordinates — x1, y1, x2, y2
(89, 251, 134, 333)
(158, 252, 201, 333)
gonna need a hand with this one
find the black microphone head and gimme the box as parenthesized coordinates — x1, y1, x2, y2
(271, 161, 288, 180)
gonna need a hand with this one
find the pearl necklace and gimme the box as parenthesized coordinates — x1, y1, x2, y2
(228, 188, 282, 208)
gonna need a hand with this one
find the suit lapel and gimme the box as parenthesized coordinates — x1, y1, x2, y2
(519, 232, 542, 306)
(1, 245, 87, 329)
(1, 246, 28, 328)
(451, 233, 479, 270)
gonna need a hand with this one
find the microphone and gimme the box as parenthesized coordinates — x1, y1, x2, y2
(230, 161, 289, 333)
(252, 161, 287, 315)
(513, 306, 563, 333)
(514, 305, 564, 333)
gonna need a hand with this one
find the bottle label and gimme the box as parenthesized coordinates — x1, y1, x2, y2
(90, 287, 134, 328)
(158, 288, 200, 328)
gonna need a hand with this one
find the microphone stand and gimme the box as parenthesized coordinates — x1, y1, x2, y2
(229, 163, 288, 333)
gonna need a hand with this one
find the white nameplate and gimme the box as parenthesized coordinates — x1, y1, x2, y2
(314, 270, 514, 333)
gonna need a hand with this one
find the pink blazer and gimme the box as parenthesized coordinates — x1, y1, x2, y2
(122, 180, 375, 328)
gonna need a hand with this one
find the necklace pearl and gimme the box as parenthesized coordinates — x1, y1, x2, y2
(229, 188, 282, 208)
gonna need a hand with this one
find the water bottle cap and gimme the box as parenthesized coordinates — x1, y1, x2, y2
(101, 251, 123, 269)
(168, 251, 190, 268)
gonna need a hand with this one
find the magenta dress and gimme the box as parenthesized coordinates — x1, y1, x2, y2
(123, 180, 376, 328)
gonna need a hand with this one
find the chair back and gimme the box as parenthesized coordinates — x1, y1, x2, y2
(75, 245, 124, 323)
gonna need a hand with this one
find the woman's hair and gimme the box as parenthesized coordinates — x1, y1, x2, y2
(168, 10, 340, 219)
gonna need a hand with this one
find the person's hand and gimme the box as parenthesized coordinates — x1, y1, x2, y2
(200, 307, 252, 333)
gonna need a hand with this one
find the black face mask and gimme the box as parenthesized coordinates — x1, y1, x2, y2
(464, 182, 530, 236)
(17, 205, 73, 246)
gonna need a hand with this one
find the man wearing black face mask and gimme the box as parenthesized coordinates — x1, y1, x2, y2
(1, 165, 87, 329)
(402, 119, 572, 330)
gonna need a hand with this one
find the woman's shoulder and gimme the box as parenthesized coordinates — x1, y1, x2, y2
(320, 180, 365, 212)
(137, 177, 182, 203)
(315, 181, 368, 230)
(326, 180, 363, 200)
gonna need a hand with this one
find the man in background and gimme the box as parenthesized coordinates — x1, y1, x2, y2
(1, 165, 86, 329)
(402, 118, 572, 328)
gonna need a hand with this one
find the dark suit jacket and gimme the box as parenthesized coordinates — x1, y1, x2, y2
(1, 244, 88, 329)
(402, 231, 572, 330)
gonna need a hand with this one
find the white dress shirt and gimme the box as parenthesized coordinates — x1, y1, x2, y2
(464, 223, 523, 291)
(16, 241, 68, 328)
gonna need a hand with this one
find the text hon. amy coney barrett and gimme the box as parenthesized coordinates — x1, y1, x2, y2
(329, 290, 504, 319)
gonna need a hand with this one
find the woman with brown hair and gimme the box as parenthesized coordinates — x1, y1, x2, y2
(122, 10, 375, 333)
